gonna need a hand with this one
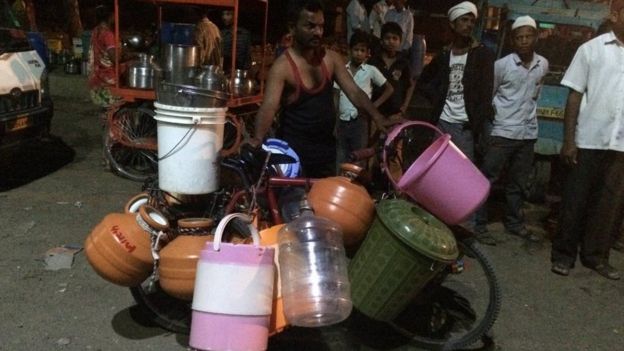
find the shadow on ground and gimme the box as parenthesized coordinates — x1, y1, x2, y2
(0, 136, 75, 191)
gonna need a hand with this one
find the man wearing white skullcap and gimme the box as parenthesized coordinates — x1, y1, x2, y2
(418, 1, 495, 244)
(551, 1, 624, 280)
(511, 15, 536, 31)
(474, 14, 548, 244)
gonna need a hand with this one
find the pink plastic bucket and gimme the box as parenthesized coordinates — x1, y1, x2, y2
(190, 213, 275, 351)
(383, 121, 490, 224)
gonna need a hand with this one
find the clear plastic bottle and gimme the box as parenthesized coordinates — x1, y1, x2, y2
(277, 200, 352, 327)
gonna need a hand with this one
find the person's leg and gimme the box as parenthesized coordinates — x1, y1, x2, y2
(551, 149, 604, 270)
(581, 151, 624, 279)
(438, 120, 480, 234)
(605, 152, 624, 253)
(437, 120, 475, 162)
(503, 139, 535, 233)
(474, 136, 514, 234)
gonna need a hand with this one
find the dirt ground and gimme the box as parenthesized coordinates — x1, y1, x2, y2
(0, 71, 622, 351)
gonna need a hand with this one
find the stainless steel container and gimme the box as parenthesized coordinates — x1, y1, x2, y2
(162, 44, 199, 85)
(229, 69, 257, 97)
(64, 60, 80, 74)
(127, 53, 155, 89)
(194, 65, 227, 92)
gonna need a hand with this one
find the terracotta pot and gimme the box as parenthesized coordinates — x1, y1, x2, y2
(308, 163, 375, 247)
(158, 218, 214, 300)
(85, 205, 169, 287)
(124, 192, 150, 214)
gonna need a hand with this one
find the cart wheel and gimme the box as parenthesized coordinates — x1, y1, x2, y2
(104, 104, 158, 182)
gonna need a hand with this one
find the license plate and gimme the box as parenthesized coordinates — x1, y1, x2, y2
(7, 115, 32, 132)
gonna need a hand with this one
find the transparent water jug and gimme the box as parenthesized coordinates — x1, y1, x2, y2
(277, 201, 352, 327)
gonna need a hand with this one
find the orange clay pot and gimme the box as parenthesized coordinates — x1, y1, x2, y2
(124, 192, 150, 214)
(259, 224, 289, 335)
(308, 163, 375, 247)
(159, 218, 214, 301)
(85, 205, 169, 287)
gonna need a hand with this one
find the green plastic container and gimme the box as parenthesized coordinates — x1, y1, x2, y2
(348, 199, 458, 321)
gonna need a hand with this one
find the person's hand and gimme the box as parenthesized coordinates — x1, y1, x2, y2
(385, 113, 406, 127)
(372, 116, 388, 134)
(560, 141, 578, 166)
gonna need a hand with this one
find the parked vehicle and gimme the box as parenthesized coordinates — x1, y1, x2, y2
(0, 0, 53, 149)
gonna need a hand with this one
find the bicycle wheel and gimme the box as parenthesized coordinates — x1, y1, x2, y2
(389, 237, 501, 350)
(104, 104, 158, 182)
(129, 280, 191, 334)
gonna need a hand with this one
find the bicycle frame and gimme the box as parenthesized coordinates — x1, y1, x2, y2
(225, 175, 317, 226)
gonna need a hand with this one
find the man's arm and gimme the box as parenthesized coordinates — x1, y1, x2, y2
(251, 59, 286, 146)
(330, 51, 387, 131)
(404, 15, 414, 52)
(370, 66, 393, 108)
(561, 89, 582, 166)
(400, 77, 415, 116)
(492, 59, 503, 97)
(478, 47, 495, 125)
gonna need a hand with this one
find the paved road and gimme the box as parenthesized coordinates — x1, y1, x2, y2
(0, 71, 622, 350)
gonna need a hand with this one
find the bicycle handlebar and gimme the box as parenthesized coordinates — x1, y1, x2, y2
(349, 147, 377, 162)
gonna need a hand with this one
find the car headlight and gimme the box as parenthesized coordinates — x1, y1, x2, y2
(39, 68, 50, 100)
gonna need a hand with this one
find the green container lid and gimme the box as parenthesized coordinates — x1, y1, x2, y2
(375, 199, 458, 262)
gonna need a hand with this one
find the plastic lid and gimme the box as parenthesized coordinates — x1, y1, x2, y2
(375, 199, 458, 262)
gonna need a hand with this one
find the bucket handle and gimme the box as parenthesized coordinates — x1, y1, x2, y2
(382, 121, 451, 190)
(213, 213, 260, 251)
(219, 113, 243, 158)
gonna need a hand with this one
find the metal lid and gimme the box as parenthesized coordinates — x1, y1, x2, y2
(375, 199, 458, 262)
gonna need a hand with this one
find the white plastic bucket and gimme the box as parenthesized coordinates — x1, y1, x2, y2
(154, 103, 227, 194)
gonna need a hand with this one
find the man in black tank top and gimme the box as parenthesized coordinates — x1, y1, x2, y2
(249, 0, 393, 178)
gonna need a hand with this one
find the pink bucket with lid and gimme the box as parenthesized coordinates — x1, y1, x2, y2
(190, 213, 275, 351)
(383, 121, 490, 225)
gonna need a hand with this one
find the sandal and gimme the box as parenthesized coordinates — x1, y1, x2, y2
(551, 263, 570, 276)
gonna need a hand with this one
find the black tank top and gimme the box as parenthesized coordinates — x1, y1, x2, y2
(277, 50, 336, 167)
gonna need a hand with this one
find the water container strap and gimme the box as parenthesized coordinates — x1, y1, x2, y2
(213, 213, 260, 251)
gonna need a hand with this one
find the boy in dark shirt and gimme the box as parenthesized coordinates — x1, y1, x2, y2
(368, 21, 416, 121)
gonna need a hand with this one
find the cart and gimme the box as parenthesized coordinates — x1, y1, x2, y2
(103, 0, 270, 181)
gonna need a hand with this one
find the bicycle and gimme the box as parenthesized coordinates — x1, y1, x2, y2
(126, 128, 500, 350)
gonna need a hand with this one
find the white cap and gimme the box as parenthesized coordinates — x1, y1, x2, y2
(512, 15, 537, 31)
(448, 1, 478, 22)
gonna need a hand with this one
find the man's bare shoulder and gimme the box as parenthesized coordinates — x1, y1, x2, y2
(267, 54, 290, 78)
(324, 48, 347, 64)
